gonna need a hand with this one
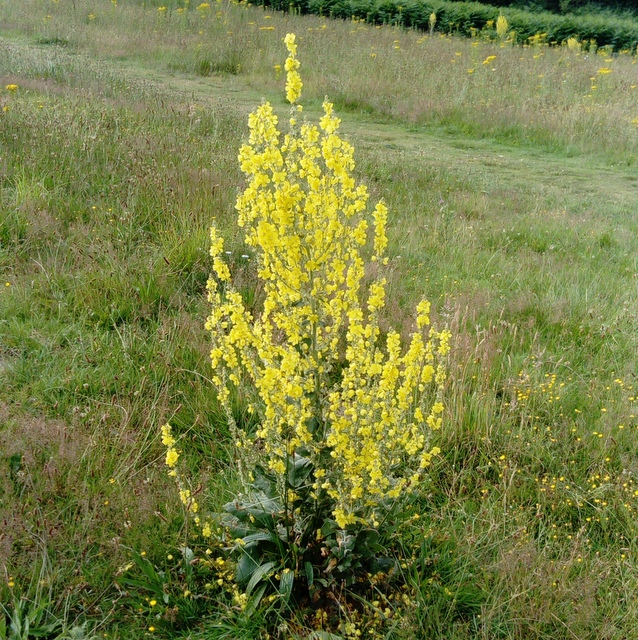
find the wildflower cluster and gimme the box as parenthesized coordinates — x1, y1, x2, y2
(206, 33, 449, 532)
(161, 34, 449, 617)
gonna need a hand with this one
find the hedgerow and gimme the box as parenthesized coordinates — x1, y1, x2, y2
(257, 0, 638, 51)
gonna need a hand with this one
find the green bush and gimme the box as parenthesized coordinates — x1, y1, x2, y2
(259, 0, 638, 51)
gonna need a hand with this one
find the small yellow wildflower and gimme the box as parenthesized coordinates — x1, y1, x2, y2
(161, 423, 176, 446)
(165, 448, 179, 467)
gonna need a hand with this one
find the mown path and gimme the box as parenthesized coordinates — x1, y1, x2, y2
(113, 55, 638, 217)
(3, 32, 637, 219)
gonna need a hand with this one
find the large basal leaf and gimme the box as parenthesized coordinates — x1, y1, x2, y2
(236, 548, 261, 585)
(224, 493, 282, 527)
(304, 560, 314, 588)
(242, 531, 278, 547)
(251, 465, 278, 499)
(287, 454, 314, 489)
(246, 560, 277, 596)
(278, 568, 295, 605)
(244, 582, 268, 618)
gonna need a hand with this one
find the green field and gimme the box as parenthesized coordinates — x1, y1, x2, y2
(2, 0, 638, 638)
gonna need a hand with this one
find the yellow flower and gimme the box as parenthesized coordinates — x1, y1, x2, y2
(161, 423, 175, 446)
(566, 37, 580, 52)
(5, 84, 18, 92)
(496, 14, 508, 40)
(165, 448, 179, 467)
(202, 33, 449, 534)
(283, 33, 302, 104)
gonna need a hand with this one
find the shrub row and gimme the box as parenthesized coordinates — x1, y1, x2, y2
(260, 0, 638, 51)
(459, 0, 638, 16)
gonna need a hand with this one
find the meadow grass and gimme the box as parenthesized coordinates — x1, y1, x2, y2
(2, 0, 638, 638)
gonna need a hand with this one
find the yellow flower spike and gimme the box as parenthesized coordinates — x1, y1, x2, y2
(199, 34, 449, 537)
(496, 14, 508, 40)
(283, 33, 302, 104)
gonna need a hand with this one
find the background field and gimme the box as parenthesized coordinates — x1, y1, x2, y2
(2, 0, 638, 638)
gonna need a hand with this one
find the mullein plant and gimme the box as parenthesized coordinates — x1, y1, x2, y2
(164, 33, 450, 610)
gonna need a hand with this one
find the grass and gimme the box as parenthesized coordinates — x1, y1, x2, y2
(2, 0, 638, 638)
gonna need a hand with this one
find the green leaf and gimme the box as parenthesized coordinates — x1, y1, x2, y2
(320, 519, 339, 539)
(128, 549, 165, 592)
(278, 569, 294, 605)
(287, 454, 313, 489)
(369, 556, 398, 575)
(244, 582, 268, 618)
(224, 494, 282, 527)
(252, 466, 277, 499)
(9, 453, 22, 474)
(245, 560, 277, 596)
(242, 531, 277, 546)
(305, 416, 321, 436)
(236, 550, 260, 585)
(118, 576, 165, 600)
(304, 561, 314, 588)
(181, 546, 194, 563)
(309, 632, 343, 640)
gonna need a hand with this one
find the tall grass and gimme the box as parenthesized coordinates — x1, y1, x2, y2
(2, 0, 638, 637)
(2, 0, 638, 162)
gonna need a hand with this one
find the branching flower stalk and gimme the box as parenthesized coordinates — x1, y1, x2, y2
(161, 35, 450, 604)
(205, 33, 449, 532)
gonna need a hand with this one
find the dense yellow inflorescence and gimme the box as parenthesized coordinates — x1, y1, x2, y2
(205, 34, 450, 529)
(496, 14, 509, 41)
